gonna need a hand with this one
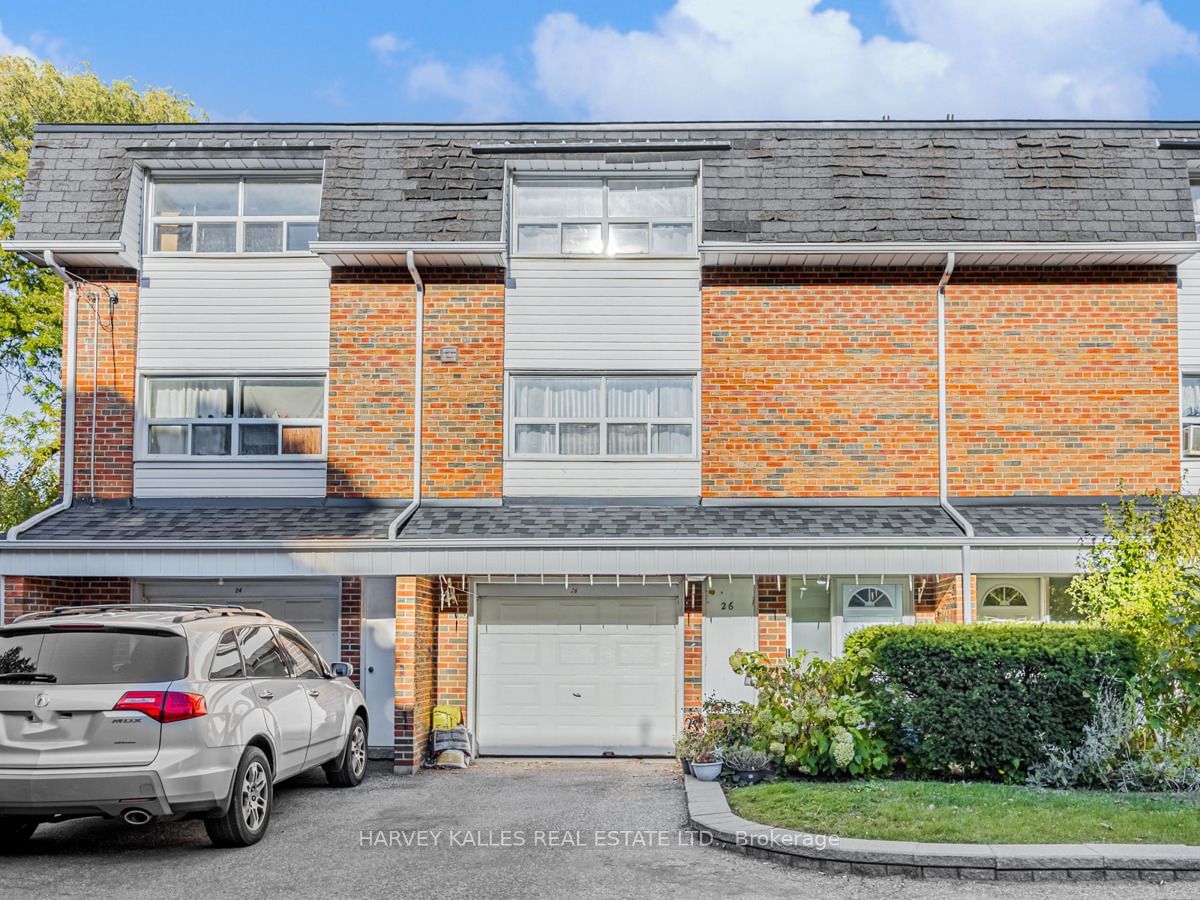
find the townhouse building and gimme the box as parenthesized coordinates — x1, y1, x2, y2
(2, 121, 1198, 771)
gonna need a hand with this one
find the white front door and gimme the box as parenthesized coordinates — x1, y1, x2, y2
(838, 582, 903, 652)
(475, 590, 678, 756)
(361, 577, 397, 748)
(702, 577, 757, 703)
(789, 578, 832, 662)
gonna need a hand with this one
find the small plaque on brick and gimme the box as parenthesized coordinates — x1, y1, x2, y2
(439, 346, 459, 363)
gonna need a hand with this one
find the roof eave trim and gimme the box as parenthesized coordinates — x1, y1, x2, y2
(310, 240, 506, 268)
(699, 240, 1200, 267)
(2, 534, 1089, 551)
(1, 240, 136, 269)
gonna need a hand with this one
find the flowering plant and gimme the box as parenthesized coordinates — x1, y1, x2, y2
(731, 649, 889, 778)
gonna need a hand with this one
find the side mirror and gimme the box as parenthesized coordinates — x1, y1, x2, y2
(330, 661, 354, 679)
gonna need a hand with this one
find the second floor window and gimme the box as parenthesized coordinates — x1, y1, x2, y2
(1185, 374, 1200, 457)
(511, 176, 697, 257)
(149, 177, 320, 254)
(143, 375, 325, 459)
(510, 374, 695, 458)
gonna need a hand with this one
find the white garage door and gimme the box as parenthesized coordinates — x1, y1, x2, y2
(476, 591, 679, 756)
(139, 579, 342, 663)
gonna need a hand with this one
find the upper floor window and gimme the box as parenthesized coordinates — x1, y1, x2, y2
(511, 176, 697, 257)
(1185, 374, 1200, 457)
(1192, 185, 1200, 235)
(510, 374, 695, 458)
(142, 375, 325, 459)
(148, 177, 320, 254)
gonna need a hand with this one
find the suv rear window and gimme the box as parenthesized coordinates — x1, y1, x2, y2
(0, 628, 187, 685)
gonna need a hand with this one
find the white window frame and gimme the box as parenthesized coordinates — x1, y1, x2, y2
(506, 372, 698, 460)
(137, 374, 327, 462)
(1183, 373, 1200, 457)
(145, 175, 320, 257)
(975, 575, 1079, 623)
(509, 173, 698, 259)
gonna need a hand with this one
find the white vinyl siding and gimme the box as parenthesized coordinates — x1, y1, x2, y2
(133, 460, 326, 498)
(137, 255, 330, 370)
(503, 458, 701, 498)
(1179, 254, 1200, 493)
(505, 258, 700, 370)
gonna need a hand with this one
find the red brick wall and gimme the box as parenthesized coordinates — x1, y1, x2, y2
(702, 266, 1179, 498)
(914, 574, 962, 623)
(756, 577, 788, 661)
(394, 575, 436, 773)
(3, 576, 132, 623)
(702, 268, 940, 497)
(327, 268, 503, 500)
(67, 270, 139, 499)
(433, 582, 469, 709)
(683, 581, 703, 711)
(946, 267, 1179, 496)
(339, 577, 363, 688)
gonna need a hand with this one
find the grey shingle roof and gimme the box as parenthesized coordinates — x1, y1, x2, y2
(10, 498, 1113, 544)
(15, 122, 1200, 247)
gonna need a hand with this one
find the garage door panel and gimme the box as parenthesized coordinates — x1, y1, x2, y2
(476, 593, 678, 756)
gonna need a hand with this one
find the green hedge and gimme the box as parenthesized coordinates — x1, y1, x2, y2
(846, 624, 1139, 781)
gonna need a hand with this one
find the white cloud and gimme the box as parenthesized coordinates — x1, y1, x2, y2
(528, 0, 1197, 120)
(405, 59, 521, 121)
(369, 32, 409, 64)
(0, 19, 38, 61)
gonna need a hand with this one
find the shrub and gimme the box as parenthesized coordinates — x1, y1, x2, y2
(1070, 493, 1200, 728)
(848, 624, 1139, 781)
(1028, 679, 1200, 793)
(731, 650, 890, 778)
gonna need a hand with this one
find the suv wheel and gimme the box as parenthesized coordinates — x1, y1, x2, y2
(205, 746, 273, 847)
(0, 818, 38, 850)
(324, 715, 368, 787)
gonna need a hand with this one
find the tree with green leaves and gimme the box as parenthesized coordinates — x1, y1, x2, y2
(1070, 492, 1200, 729)
(0, 56, 199, 526)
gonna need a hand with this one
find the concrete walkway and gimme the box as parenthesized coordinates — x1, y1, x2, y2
(4, 759, 1196, 899)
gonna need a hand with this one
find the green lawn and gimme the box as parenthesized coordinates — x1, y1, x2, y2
(726, 780, 1200, 844)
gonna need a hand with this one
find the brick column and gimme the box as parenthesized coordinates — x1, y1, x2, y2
(683, 580, 703, 711)
(394, 576, 435, 774)
(434, 584, 468, 709)
(756, 577, 788, 661)
(69, 270, 139, 499)
(914, 575, 964, 623)
(339, 577, 363, 688)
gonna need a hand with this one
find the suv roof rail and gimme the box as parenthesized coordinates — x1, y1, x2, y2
(11, 603, 273, 625)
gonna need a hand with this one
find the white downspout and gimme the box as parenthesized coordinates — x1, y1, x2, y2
(935, 252, 975, 621)
(388, 250, 424, 540)
(9, 251, 78, 540)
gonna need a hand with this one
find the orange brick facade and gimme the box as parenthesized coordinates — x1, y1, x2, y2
(756, 578, 788, 661)
(702, 266, 1180, 498)
(702, 268, 940, 497)
(67, 269, 139, 500)
(327, 268, 503, 500)
(2, 576, 132, 623)
(945, 267, 1180, 496)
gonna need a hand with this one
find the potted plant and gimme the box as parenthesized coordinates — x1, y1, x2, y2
(690, 747, 723, 781)
(674, 732, 699, 776)
(722, 746, 770, 786)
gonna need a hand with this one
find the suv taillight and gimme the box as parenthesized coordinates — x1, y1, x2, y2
(114, 691, 207, 723)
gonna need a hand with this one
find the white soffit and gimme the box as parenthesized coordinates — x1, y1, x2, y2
(1, 240, 134, 269)
(310, 241, 506, 268)
(699, 241, 1200, 268)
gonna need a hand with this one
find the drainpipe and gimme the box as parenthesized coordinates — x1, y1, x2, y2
(8, 251, 78, 540)
(388, 250, 424, 540)
(935, 252, 975, 621)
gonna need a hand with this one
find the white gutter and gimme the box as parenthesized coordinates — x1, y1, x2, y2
(9, 251, 78, 540)
(935, 252, 975, 620)
(387, 250, 425, 540)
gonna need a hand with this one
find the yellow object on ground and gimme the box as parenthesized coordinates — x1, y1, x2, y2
(432, 705, 463, 730)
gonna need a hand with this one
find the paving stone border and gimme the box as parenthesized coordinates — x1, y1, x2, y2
(683, 776, 1200, 881)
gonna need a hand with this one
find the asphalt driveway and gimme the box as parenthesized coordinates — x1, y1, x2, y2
(4, 759, 1196, 900)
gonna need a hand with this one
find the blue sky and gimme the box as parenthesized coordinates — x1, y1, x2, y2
(4, 0, 1200, 122)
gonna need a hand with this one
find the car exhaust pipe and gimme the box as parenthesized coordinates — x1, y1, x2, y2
(122, 808, 154, 826)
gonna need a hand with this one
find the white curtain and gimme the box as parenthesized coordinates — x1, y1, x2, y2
(514, 424, 555, 454)
(651, 424, 691, 454)
(514, 378, 600, 417)
(607, 378, 656, 417)
(1184, 376, 1200, 418)
(149, 379, 230, 419)
(607, 423, 648, 455)
(559, 423, 599, 455)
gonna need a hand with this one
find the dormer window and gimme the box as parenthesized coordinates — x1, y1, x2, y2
(511, 176, 697, 257)
(148, 177, 320, 254)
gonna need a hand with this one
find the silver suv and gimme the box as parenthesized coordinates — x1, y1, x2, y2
(0, 604, 369, 848)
